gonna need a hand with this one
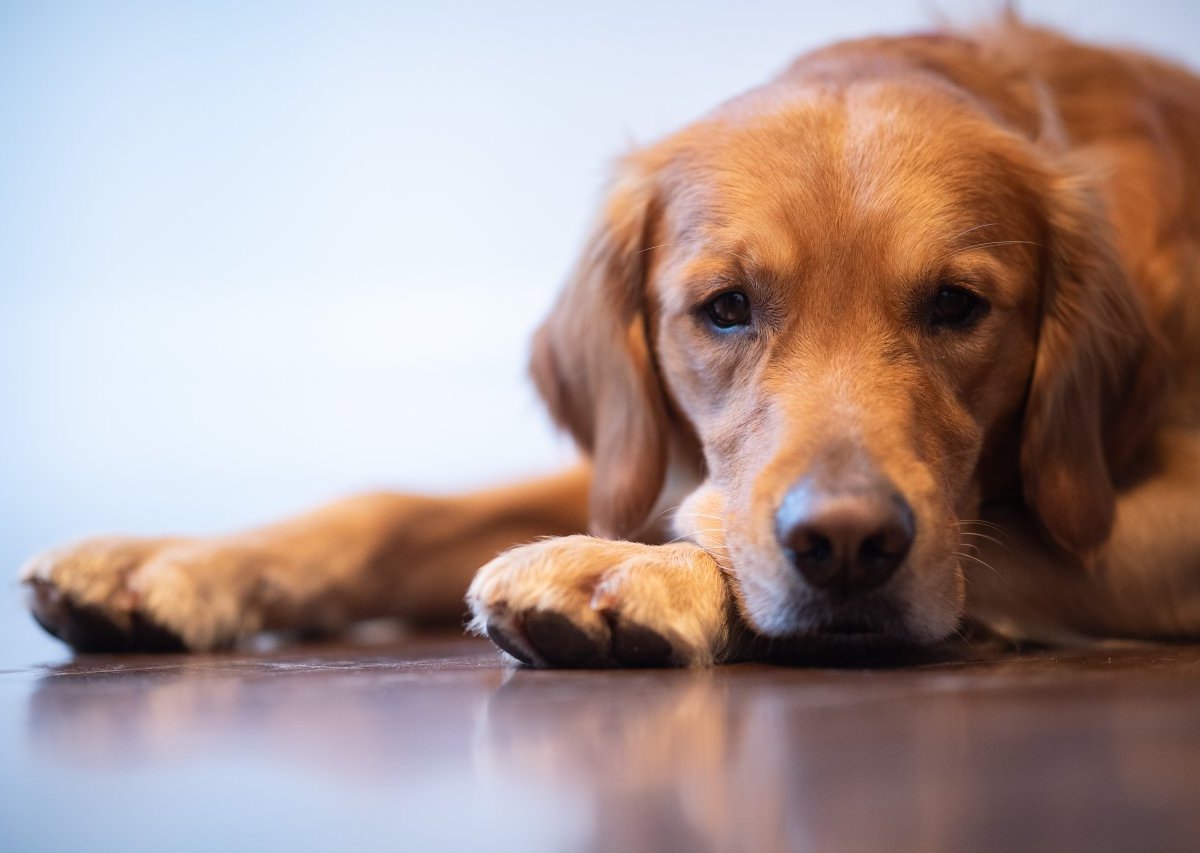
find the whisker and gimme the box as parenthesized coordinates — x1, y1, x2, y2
(955, 549, 1006, 581)
(949, 239, 1046, 257)
(956, 521, 1016, 548)
(955, 519, 1009, 534)
(684, 513, 730, 523)
(958, 530, 1009, 549)
(664, 528, 730, 548)
(949, 222, 1000, 242)
(648, 503, 683, 525)
(636, 240, 682, 256)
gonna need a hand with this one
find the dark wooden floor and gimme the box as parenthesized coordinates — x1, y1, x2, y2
(3, 632, 1200, 853)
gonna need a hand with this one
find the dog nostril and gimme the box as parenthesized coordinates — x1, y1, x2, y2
(799, 534, 833, 563)
(785, 523, 870, 589)
(859, 531, 909, 572)
(784, 531, 840, 586)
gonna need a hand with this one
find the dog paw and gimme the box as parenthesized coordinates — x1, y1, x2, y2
(466, 535, 732, 667)
(21, 537, 275, 653)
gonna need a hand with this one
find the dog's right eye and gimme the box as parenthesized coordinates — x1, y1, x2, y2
(930, 284, 984, 327)
(703, 291, 752, 329)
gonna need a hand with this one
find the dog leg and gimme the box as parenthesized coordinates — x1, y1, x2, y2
(968, 428, 1200, 642)
(467, 536, 740, 667)
(21, 467, 591, 652)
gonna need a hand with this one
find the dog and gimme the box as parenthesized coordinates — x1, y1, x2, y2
(21, 19, 1200, 666)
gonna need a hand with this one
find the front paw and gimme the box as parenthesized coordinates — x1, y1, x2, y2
(21, 537, 186, 652)
(21, 537, 268, 653)
(466, 535, 731, 668)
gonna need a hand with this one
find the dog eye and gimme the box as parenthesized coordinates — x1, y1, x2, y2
(930, 285, 985, 328)
(704, 291, 752, 329)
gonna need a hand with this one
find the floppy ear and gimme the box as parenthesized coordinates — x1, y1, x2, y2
(1021, 174, 1166, 557)
(530, 169, 669, 539)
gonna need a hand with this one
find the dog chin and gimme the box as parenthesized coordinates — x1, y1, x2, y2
(743, 593, 960, 658)
(748, 611, 963, 665)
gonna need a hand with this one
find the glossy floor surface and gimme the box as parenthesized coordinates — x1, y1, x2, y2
(3, 630, 1200, 853)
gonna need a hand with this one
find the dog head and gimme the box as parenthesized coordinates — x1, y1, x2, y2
(531, 51, 1163, 645)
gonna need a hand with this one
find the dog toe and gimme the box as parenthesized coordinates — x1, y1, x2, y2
(522, 610, 607, 667)
(611, 620, 676, 667)
(128, 613, 187, 653)
(485, 617, 535, 665)
(28, 578, 132, 652)
(27, 577, 187, 654)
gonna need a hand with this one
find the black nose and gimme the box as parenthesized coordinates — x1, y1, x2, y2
(775, 476, 915, 593)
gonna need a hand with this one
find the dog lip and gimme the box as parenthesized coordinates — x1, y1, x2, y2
(764, 629, 960, 667)
(804, 597, 905, 638)
(809, 620, 910, 644)
(819, 621, 885, 636)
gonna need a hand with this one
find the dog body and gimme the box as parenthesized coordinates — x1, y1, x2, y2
(23, 22, 1200, 665)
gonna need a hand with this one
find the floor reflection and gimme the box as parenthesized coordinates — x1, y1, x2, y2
(21, 640, 1200, 853)
(475, 653, 1200, 852)
(478, 669, 793, 853)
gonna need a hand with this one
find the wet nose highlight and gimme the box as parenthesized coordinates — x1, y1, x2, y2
(775, 476, 915, 593)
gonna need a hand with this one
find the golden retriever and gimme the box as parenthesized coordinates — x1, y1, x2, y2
(22, 20, 1200, 666)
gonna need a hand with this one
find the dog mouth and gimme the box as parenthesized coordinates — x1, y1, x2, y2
(805, 614, 913, 646)
(749, 582, 978, 665)
(819, 620, 892, 637)
(744, 596, 957, 664)
(759, 622, 960, 667)
(801, 597, 906, 638)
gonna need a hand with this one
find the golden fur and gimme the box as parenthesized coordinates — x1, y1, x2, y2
(23, 21, 1200, 665)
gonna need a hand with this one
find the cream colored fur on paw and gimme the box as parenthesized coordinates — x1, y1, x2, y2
(467, 535, 732, 666)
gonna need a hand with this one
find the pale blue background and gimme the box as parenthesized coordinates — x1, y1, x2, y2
(2, 1, 1198, 667)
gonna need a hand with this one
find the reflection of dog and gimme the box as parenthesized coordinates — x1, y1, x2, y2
(22, 20, 1200, 665)
(30, 648, 1200, 849)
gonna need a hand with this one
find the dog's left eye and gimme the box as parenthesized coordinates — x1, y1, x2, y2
(704, 291, 752, 329)
(930, 284, 986, 328)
